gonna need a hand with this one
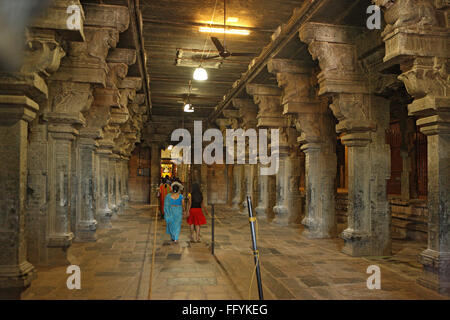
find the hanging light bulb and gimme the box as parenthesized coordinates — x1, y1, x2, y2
(184, 103, 194, 113)
(193, 67, 208, 81)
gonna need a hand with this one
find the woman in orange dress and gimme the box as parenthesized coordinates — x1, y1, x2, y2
(186, 182, 208, 242)
(158, 177, 171, 217)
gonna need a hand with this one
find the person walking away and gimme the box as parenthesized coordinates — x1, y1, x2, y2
(158, 177, 171, 218)
(186, 182, 208, 243)
(164, 182, 185, 244)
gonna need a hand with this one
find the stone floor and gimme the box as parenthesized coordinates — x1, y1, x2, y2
(22, 203, 449, 300)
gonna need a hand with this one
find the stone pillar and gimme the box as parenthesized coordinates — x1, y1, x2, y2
(76, 96, 114, 240)
(374, 0, 450, 293)
(150, 142, 161, 208)
(0, 89, 41, 299)
(227, 165, 234, 206)
(272, 130, 291, 225)
(20, 29, 69, 265)
(246, 84, 285, 222)
(121, 157, 130, 206)
(43, 82, 95, 264)
(216, 118, 235, 207)
(232, 99, 259, 210)
(288, 144, 304, 224)
(231, 165, 244, 210)
(255, 164, 270, 218)
(300, 23, 391, 255)
(268, 58, 337, 236)
(75, 133, 98, 241)
(25, 3, 130, 256)
(96, 127, 115, 228)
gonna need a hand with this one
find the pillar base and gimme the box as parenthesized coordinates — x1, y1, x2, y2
(341, 229, 371, 257)
(273, 205, 289, 226)
(255, 206, 269, 220)
(47, 233, 74, 265)
(0, 262, 36, 300)
(418, 249, 450, 296)
(74, 220, 98, 242)
(97, 209, 113, 229)
(231, 203, 241, 211)
(301, 216, 336, 239)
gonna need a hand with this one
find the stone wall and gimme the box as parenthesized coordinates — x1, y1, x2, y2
(336, 192, 428, 242)
(391, 199, 428, 242)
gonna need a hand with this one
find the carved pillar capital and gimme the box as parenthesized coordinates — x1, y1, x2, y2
(246, 83, 284, 128)
(21, 29, 66, 77)
(299, 22, 368, 96)
(44, 81, 93, 127)
(215, 118, 232, 135)
(232, 98, 258, 130)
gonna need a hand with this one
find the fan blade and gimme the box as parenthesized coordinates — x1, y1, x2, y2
(230, 52, 255, 57)
(211, 37, 225, 53)
(202, 55, 221, 60)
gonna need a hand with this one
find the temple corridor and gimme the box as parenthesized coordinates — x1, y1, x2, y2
(0, 0, 449, 301)
(22, 204, 449, 300)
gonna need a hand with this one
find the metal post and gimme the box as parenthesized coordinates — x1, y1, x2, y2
(211, 204, 215, 255)
(247, 196, 264, 300)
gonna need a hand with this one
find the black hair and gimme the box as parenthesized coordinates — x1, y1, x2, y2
(191, 182, 203, 204)
(172, 184, 180, 193)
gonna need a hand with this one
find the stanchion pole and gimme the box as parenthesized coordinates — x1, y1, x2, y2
(211, 204, 215, 255)
(247, 196, 263, 300)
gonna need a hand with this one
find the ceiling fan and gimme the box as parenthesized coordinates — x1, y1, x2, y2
(203, 0, 254, 60)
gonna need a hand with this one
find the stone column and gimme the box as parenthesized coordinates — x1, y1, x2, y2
(268, 58, 337, 236)
(216, 118, 235, 207)
(246, 84, 285, 222)
(21, 28, 69, 265)
(75, 132, 99, 241)
(0, 85, 42, 299)
(300, 23, 391, 255)
(231, 165, 244, 210)
(223, 110, 245, 211)
(232, 99, 259, 210)
(374, 0, 450, 293)
(96, 125, 115, 228)
(25, 3, 130, 255)
(150, 142, 161, 208)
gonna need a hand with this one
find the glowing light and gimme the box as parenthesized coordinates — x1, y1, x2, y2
(193, 67, 208, 81)
(168, 145, 173, 151)
(184, 104, 194, 113)
(199, 27, 250, 36)
(227, 17, 239, 23)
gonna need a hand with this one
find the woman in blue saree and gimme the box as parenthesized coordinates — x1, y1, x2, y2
(164, 182, 185, 243)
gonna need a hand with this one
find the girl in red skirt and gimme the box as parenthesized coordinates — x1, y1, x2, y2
(186, 182, 208, 243)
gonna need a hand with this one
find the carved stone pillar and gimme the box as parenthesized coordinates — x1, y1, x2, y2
(42, 82, 94, 262)
(96, 125, 116, 228)
(231, 164, 244, 210)
(233, 99, 259, 210)
(150, 142, 161, 208)
(223, 110, 245, 211)
(0, 85, 42, 299)
(216, 118, 234, 207)
(76, 131, 99, 242)
(246, 84, 284, 222)
(374, 0, 450, 294)
(268, 59, 334, 231)
(19, 29, 68, 266)
(300, 23, 391, 254)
